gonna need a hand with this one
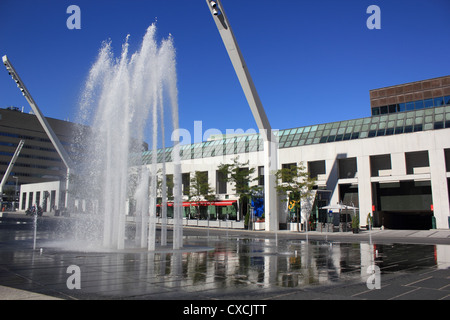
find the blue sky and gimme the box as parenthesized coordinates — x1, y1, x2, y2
(1, 0, 449, 144)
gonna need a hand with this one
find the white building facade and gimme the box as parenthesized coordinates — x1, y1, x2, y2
(19, 180, 63, 213)
(17, 105, 450, 230)
(141, 105, 450, 230)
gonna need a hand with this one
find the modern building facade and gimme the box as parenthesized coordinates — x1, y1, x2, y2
(370, 75, 450, 116)
(16, 76, 450, 230)
(138, 76, 450, 230)
(0, 107, 80, 210)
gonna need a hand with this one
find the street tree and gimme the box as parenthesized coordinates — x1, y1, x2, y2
(189, 171, 215, 219)
(275, 162, 316, 231)
(218, 156, 258, 222)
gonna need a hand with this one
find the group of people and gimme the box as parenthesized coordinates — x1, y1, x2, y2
(25, 204, 43, 216)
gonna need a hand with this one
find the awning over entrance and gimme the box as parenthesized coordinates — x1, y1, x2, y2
(158, 200, 237, 207)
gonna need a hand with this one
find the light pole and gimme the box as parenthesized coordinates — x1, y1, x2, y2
(205, 0, 279, 231)
(2, 56, 73, 210)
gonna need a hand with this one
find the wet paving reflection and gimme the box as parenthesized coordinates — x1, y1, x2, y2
(0, 229, 449, 298)
(173, 236, 450, 290)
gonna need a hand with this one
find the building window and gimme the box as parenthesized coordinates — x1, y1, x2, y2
(405, 151, 429, 175)
(424, 99, 433, 108)
(28, 192, 33, 208)
(338, 157, 357, 179)
(445, 149, 450, 173)
(395, 126, 404, 134)
(415, 100, 424, 109)
(258, 166, 264, 186)
(50, 190, 56, 211)
(404, 125, 413, 133)
(182, 173, 190, 196)
(216, 170, 227, 194)
(434, 97, 444, 106)
(388, 105, 397, 113)
(370, 154, 392, 177)
(308, 160, 326, 180)
(21, 193, 27, 210)
(36, 192, 40, 206)
(406, 102, 415, 111)
(281, 163, 296, 182)
(166, 174, 173, 198)
(434, 122, 444, 129)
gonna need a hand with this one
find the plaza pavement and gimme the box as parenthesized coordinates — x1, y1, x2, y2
(0, 212, 449, 301)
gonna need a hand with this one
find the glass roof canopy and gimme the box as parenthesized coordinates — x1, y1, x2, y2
(140, 105, 450, 165)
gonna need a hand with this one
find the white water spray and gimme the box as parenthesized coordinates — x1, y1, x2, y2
(73, 23, 182, 251)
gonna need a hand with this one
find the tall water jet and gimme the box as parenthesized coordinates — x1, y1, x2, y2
(134, 166, 149, 248)
(72, 23, 182, 251)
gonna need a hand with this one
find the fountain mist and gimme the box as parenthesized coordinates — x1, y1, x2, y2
(72, 23, 182, 251)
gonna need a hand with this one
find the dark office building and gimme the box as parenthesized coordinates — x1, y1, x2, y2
(0, 107, 79, 192)
(370, 75, 450, 116)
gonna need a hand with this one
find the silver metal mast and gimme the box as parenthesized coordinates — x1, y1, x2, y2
(205, 0, 279, 230)
(3, 55, 73, 208)
(0, 139, 24, 203)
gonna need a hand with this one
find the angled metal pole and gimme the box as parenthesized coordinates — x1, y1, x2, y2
(0, 139, 24, 204)
(3, 55, 73, 208)
(205, 0, 279, 231)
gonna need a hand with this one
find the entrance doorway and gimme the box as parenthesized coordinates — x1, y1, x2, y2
(372, 180, 433, 230)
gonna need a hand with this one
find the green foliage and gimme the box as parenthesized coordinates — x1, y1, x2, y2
(164, 174, 174, 201)
(218, 156, 258, 200)
(244, 211, 250, 227)
(189, 171, 215, 202)
(187, 171, 215, 217)
(366, 212, 373, 227)
(218, 156, 260, 223)
(352, 214, 360, 229)
(274, 163, 316, 226)
(274, 162, 316, 203)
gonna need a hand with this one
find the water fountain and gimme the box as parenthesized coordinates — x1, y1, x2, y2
(72, 23, 183, 251)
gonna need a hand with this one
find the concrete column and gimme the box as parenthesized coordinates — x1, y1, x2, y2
(358, 155, 372, 227)
(264, 139, 279, 231)
(429, 148, 450, 229)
